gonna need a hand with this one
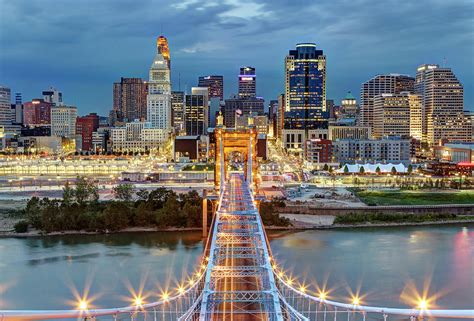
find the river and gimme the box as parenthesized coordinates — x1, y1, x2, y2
(0, 224, 472, 311)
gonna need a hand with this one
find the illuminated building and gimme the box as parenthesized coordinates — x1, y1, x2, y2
(185, 87, 209, 136)
(373, 92, 422, 139)
(223, 96, 264, 128)
(328, 125, 371, 140)
(238, 67, 256, 98)
(110, 120, 168, 152)
(434, 143, 474, 164)
(0, 86, 11, 125)
(415, 64, 471, 145)
(51, 105, 77, 138)
(42, 87, 63, 106)
(276, 94, 284, 140)
(360, 74, 414, 131)
(147, 36, 172, 132)
(76, 113, 99, 151)
(113, 78, 148, 122)
(23, 99, 52, 126)
(171, 91, 185, 134)
(304, 139, 333, 166)
(333, 137, 411, 164)
(340, 91, 358, 119)
(198, 75, 224, 100)
(157, 35, 170, 68)
(283, 43, 327, 153)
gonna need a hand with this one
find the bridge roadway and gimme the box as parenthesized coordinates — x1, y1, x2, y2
(199, 173, 283, 320)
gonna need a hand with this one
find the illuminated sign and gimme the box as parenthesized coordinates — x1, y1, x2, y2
(240, 77, 255, 81)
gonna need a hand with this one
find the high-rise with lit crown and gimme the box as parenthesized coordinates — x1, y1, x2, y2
(147, 36, 172, 137)
(415, 64, 471, 145)
(157, 35, 170, 69)
(238, 67, 256, 98)
(198, 75, 224, 100)
(282, 43, 327, 153)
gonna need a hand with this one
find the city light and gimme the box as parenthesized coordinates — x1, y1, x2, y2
(352, 297, 360, 306)
(134, 296, 143, 307)
(319, 291, 327, 301)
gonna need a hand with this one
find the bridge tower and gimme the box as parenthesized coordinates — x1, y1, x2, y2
(214, 113, 259, 190)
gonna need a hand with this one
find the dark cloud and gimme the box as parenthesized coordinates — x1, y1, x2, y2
(0, 0, 472, 113)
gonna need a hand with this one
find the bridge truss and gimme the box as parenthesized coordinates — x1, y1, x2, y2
(1, 173, 473, 320)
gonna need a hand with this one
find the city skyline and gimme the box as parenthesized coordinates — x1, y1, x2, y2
(1, 0, 473, 115)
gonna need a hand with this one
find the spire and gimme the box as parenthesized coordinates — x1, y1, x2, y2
(156, 35, 170, 68)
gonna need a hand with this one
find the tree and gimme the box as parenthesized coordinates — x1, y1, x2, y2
(407, 164, 413, 174)
(359, 166, 365, 174)
(344, 165, 349, 174)
(62, 181, 74, 206)
(391, 166, 397, 175)
(323, 164, 329, 171)
(102, 202, 130, 231)
(112, 183, 135, 202)
(74, 177, 99, 206)
(136, 189, 150, 202)
(375, 166, 381, 175)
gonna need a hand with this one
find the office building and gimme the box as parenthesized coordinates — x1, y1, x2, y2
(147, 36, 172, 131)
(51, 105, 77, 138)
(276, 94, 285, 140)
(110, 121, 167, 152)
(360, 74, 414, 131)
(209, 97, 221, 128)
(283, 43, 327, 153)
(76, 113, 100, 151)
(415, 64, 471, 145)
(238, 67, 256, 98)
(304, 139, 333, 166)
(328, 125, 371, 141)
(333, 137, 411, 164)
(434, 143, 474, 163)
(198, 75, 224, 100)
(0, 86, 11, 125)
(185, 88, 208, 136)
(223, 97, 264, 128)
(171, 91, 185, 134)
(42, 87, 63, 106)
(23, 99, 52, 126)
(373, 93, 422, 139)
(113, 78, 148, 122)
(340, 91, 358, 119)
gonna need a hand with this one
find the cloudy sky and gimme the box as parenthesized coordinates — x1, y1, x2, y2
(0, 0, 473, 115)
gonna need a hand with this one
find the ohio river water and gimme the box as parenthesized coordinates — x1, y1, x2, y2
(0, 224, 472, 311)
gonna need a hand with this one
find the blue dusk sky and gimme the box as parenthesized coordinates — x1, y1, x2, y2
(0, 0, 473, 115)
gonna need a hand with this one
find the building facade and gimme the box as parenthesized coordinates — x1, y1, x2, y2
(223, 97, 264, 128)
(0, 86, 11, 125)
(76, 113, 99, 151)
(185, 91, 208, 136)
(304, 139, 333, 166)
(238, 67, 256, 98)
(198, 75, 224, 100)
(23, 99, 52, 126)
(373, 93, 422, 139)
(113, 78, 148, 122)
(333, 137, 411, 164)
(328, 125, 372, 141)
(360, 74, 414, 131)
(147, 36, 172, 131)
(42, 87, 63, 106)
(171, 91, 185, 134)
(415, 64, 471, 145)
(51, 105, 77, 138)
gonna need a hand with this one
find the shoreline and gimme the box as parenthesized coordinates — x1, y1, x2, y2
(1, 219, 473, 238)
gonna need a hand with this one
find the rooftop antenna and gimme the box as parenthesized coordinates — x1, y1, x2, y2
(178, 72, 181, 91)
(442, 56, 448, 68)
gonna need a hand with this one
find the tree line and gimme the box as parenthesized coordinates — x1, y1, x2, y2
(14, 178, 290, 233)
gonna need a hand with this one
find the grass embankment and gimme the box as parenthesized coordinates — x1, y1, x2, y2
(351, 189, 474, 206)
(334, 212, 473, 225)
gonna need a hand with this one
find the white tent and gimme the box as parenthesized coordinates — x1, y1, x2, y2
(336, 163, 407, 174)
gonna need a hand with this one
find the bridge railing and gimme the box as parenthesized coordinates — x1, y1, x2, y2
(273, 266, 474, 320)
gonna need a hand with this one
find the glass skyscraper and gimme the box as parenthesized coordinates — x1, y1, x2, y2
(284, 43, 327, 130)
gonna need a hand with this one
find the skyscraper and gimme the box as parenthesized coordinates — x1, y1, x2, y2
(185, 87, 208, 136)
(113, 78, 148, 122)
(198, 75, 224, 100)
(373, 92, 422, 139)
(171, 91, 185, 134)
(415, 64, 471, 145)
(340, 91, 359, 119)
(360, 74, 414, 131)
(238, 67, 256, 98)
(223, 97, 264, 128)
(51, 105, 77, 138)
(283, 43, 327, 153)
(147, 36, 172, 133)
(23, 99, 52, 126)
(0, 86, 11, 125)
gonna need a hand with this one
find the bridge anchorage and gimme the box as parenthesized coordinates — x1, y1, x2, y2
(1, 121, 473, 320)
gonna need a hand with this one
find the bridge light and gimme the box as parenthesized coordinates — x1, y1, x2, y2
(188, 279, 195, 286)
(418, 299, 428, 310)
(319, 292, 327, 301)
(161, 292, 169, 301)
(278, 271, 284, 278)
(78, 300, 88, 310)
(178, 286, 185, 295)
(299, 286, 306, 293)
(352, 297, 360, 305)
(134, 296, 143, 307)
(287, 278, 293, 286)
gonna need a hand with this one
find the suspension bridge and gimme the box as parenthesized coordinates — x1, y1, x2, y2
(1, 122, 473, 320)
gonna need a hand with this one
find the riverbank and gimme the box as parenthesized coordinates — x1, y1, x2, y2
(2, 217, 473, 237)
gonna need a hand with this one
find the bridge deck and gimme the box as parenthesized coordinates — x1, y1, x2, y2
(199, 173, 282, 321)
